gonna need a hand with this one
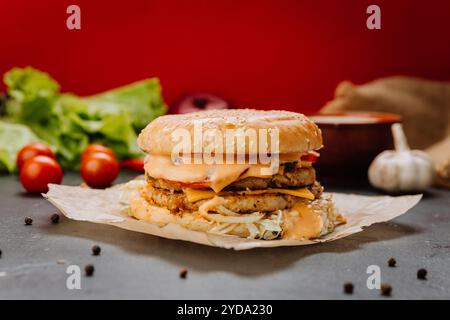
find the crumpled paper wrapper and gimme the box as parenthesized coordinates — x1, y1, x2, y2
(43, 183, 422, 250)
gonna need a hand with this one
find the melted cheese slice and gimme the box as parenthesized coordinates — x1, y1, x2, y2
(300, 161, 312, 167)
(185, 187, 315, 203)
(145, 154, 301, 192)
(145, 155, 248, 192)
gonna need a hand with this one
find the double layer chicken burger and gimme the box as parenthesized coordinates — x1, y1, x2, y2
(129, 109, 344, 240)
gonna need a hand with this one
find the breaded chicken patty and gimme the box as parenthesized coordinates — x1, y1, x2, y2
(147, 164, 316, 192)
(142, 181, 323, 214)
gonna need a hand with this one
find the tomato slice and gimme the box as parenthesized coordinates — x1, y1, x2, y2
(120, 158, 145, 172)
(301, 152, 320, 163)
(164, 179, 210, 189)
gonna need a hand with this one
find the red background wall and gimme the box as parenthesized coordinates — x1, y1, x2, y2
(1, 0, 449, 113)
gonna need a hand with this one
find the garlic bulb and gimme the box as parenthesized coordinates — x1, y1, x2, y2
(368, 123, 434, 192)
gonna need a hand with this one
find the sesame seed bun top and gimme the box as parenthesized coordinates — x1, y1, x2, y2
(137, 109, 322, 155)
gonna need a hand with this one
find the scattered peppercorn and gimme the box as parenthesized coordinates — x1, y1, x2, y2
(92, 245, 101, 256)
(417, 268, 427, 280)
(85, 264, 95, 276)
(343, 282, 354, 294)
(179, 268, 188, 279)
(50, 214, 60, 224)
(24, 217, 33, 225)
(388, 257, 397, 267)
(380, 283, 392, 297)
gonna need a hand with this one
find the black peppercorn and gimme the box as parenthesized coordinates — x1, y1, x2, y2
(0, 249, 2, 258)
(50, 214, 60, 224)
(380, 283, 392, 297)
(85, 264, 95, 276)
(388, 257, 397, 267)
(343, 282, 354, 294)
(92, 245, 101, 256)
(179, 268, 188, 279)
(24, 217, 33, 225)
(417, 268, 427, 280)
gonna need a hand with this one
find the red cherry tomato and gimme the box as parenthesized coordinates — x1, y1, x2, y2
(120, 158, 145, 172)
(301, 152, 320, 163)
(20, 155, 63, 193)
(81, 152, 119, 189)
(16, 142, 55, 171)
(81, 144, 116, 161)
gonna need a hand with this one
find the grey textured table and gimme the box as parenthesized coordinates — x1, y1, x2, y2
(0, 171, 449, 300)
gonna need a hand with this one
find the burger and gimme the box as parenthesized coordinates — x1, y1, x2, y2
(128, 109, 344, 240)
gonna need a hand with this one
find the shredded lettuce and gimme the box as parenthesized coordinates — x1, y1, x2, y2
(206, 210, 282, 240)
(1, 66, 167, 172)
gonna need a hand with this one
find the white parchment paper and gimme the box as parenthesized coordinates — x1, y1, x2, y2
(43, 183, 422, 250)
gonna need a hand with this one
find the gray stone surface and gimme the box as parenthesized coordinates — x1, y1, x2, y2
(0, 172, 449, 299)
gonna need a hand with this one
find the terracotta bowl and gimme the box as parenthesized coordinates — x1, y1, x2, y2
(308, 112, 401, 178)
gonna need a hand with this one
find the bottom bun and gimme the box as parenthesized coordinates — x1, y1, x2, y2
(129, 192, 340, 240)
